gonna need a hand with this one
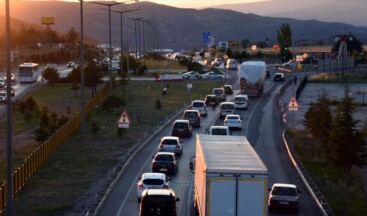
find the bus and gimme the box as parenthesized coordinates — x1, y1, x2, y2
(18, 62, 39, 83)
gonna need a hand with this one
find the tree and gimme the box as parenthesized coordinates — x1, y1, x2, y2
(328, 96, 367, 172)
(276, 23, 293, 62)
(84, 62, 102, 97)
(71, 79, 79, 96)
(43, 67, 60, 85)
(65, 27, 80, 48)
(240, 39, 250, 49)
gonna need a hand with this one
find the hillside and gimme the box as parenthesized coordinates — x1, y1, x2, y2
(1, 1, 367, 50)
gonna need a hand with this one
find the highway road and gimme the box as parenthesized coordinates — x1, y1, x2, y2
(95, 68, 324, 216)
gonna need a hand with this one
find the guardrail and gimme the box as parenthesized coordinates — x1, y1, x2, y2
(277, 77, 335, 216)
(0, 83, 109, 214)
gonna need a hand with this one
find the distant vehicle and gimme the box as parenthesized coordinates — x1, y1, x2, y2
(66, 62, 75, 68)
(151, 152, 179, 175)
(181, 71, 202, 79)
(219, 102, 236, 118)
(0, 92, 7, 103)
(0, 79, 5, 88)
(212, 87, 226, 102)
(226, 58, 237, 70)
(1, 86, 15, 97)
(111, 65, 120, 72)
(238, 61, 266, 97)
(3, 73, 15, 82)
(265, 68, 270, 78)
(273, 73, 285, 81)
(191, 100, 207, 116)
(18, 62, 39, 83)
(234, 94, 249, 109)
(202, 71, 224, 79)
(268, 183, 301, 213)
(171, 119, 192, 138)
(183, 109, 201, 128)
(211, 58, 223, 67)
(158, 136, 183, 156)
(207, 125, 231, 136)
(222, 84, 233, 95)
(204, 94, 218, 108)
(136, 173, 170, 201)
(139, 188, 180, 216)
(191, 135, 268, 215)
(224, 114, 242, 129)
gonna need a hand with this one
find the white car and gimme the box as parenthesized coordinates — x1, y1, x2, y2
(202, 71, 224, 79)
(191, 100, 207, 116)
(234, 94, 249, 109)
(268, 183, 301, 213)
(224, 114, 242, 129)
(282, 61, 297, 67)
(66, 62, 75, 68)
(158, 136, 183, 156)
(181, 71, 202, 79)
(136, 172, 170, 201)
(207, 125, 231, 135)
(3, 73, 15, 82)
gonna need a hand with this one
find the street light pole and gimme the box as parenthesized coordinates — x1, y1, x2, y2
(80, 0, 85, 140)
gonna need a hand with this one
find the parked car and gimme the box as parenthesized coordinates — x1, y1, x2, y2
(202, 71, 224, 79)
(212, 87, 226, 102)
(181, 71, 202, 79)
(207, 125, 231, 135)
(219, 102, 236, 118)
(0, 92, 7, 103)
(204, 95, 218, 108)
(224, 114, 242, 129)
(282, 61, 297, 67)
(171, 119, 192, 138)
(268, 183, 301, 213)
(66, 62, 75, 68)
(136, 172, 170, 201)
(139, 188, 180, 216)
(273, 73, 285, 81)
(234, 94, 249, 109)
(226, 58, 237, 70)
(158, 136, 183, 156)
(191, 100, 207, 116)
(223, 84, 233, 95)
(151, 152, 179, 175)
(183, 109, 201, 128)
(1, 86, 15, 96)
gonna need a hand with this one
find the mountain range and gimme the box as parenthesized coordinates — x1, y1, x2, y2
(1, 1, 367, 50)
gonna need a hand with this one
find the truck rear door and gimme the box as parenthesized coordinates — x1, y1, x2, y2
(207, 177, 236, 216)
(237, 178, 267, 216)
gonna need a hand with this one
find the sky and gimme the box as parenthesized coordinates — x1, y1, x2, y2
(141, 0, 266, 8)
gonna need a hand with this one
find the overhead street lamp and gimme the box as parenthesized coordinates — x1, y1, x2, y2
(90, 1, 124, 95)
(128, 17, 143, 59)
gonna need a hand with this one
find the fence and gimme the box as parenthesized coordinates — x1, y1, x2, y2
(0, 83, 109, 214)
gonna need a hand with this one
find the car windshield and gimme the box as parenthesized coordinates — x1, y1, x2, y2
(193, 102, 204, 107)
(211, 129, 227, 135)
(221, 104, 234, 109)
(184, 112, 197, 118)
(143, 179, 165, 185)
(161, 139, 178, 145)
(213, 89, 223, 94)
(235, 97, 246, 101)
(227, 116, 238, 120)
(155, 154, 174, 162)
(174, 122, 188, 129)
(142, 196, 174, 214)
(272, 187, 297, 196)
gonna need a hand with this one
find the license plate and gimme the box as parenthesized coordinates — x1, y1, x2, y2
(280, 201, 289, 205)
(160, 168, 167, 171)
(178, 129, 183, 132)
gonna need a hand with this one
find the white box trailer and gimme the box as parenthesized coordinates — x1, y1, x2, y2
(238, 61, 266, 97)
(193, 134, 268, 216)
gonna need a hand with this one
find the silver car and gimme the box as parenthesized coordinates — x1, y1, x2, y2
(158, 136, 183, 156)
(191, 100, 207, 116)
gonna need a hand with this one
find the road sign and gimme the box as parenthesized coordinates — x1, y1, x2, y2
(283, 113, 287, 124)
(117, 111, 131, 128)
(288, 96, 299, 111)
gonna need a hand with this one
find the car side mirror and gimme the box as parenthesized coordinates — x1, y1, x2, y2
(176, 197, 180, 202)
(167, 177, 171, 181)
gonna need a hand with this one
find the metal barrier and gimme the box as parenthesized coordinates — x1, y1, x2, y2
(0, 84, 109, 213)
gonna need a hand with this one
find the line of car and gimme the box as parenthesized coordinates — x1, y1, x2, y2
(0, 74, 16, 104)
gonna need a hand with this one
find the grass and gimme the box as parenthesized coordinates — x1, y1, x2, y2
(288, 128, 367, 216)
(7, 78, 225, 215)
(309, 71, 367, 83)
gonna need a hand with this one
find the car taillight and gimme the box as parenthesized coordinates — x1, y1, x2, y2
(153, 163, 158, 168)
(176, 145, 180, 148)
(159, 145, 163, 148)
(138, 184, 144, 189)
(224, 120, 228, 123)
(163, 185, 169, 189)
(168, 163, 174, 167)
(238, 120, 241, 123)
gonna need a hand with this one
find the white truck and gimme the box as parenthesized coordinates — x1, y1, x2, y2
(238, 61, 266, 97)
(191, 134, 268, 216)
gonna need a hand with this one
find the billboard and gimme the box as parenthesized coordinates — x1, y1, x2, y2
(41, 17, 55, 25)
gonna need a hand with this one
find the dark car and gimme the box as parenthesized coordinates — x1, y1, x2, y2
(273, 73, 285, 81)
(265, 68, 270, 78)
(223, 85, 233, 95)
(183, 110, 201, 128)
(204, 94, 218, 108)
(151, 152, 179, 175)
(139, 188, 180, 216)
(171, 120, 192, 138)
